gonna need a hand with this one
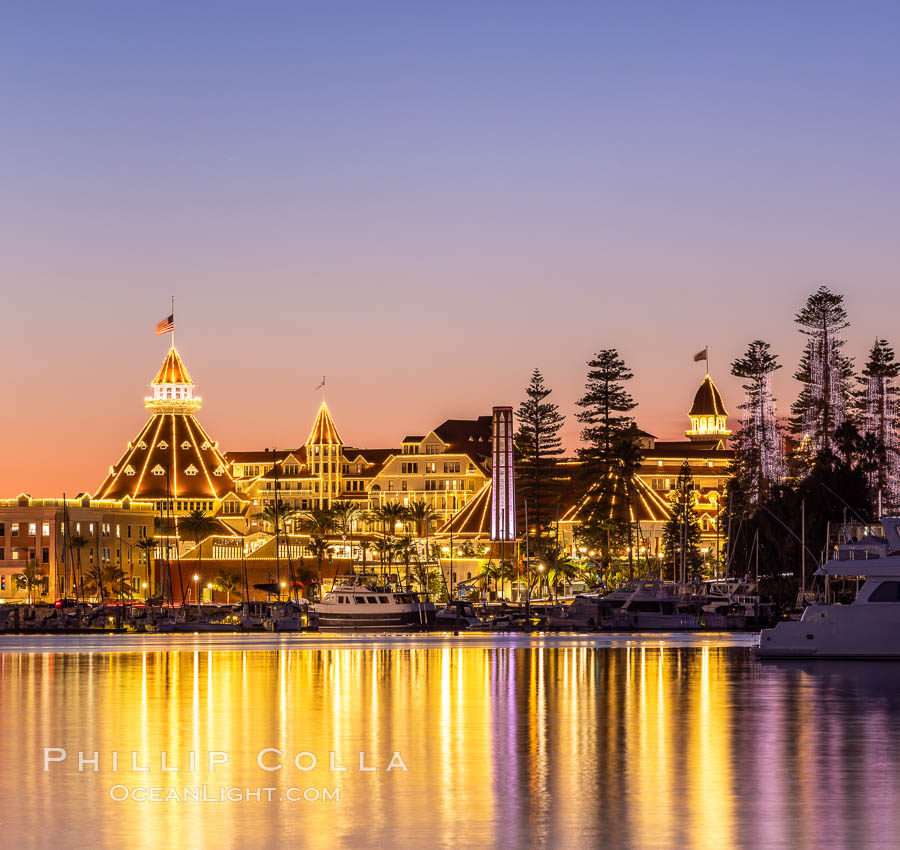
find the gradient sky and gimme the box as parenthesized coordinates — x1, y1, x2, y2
(2, 2, 900, 496)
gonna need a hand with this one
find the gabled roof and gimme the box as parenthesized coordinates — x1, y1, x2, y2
(306, 401, 343, 446)
(432, 416, 493, 455)
(689, 375, 727, 417)
(225, 451, 277, 464)
(152, 347, 194, 386)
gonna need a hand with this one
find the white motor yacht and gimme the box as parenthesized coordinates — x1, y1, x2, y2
(611, 581, 700, 630)
(758, 517, 900, 658)
(312, 578, 436, 631)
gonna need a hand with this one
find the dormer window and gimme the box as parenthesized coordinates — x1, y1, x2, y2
(152, 465, 165, 476)
(201, 441, 210, 450)
(213, 466, 224, 477)
(124, 465, 136, 476)
(138, 441, 147, 450)
(185, 465, 199, 476)
(158, 441, 169, 450)
(181, 441, 191, 450)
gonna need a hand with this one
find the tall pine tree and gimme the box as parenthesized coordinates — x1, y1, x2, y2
(790, 286, 855, 453)
(858, 339, 900, 513)
(574, 349, 641, 567)
(731, 340, 785, 503)
(662, 461, 702, 582)
(515, 369, 566, 554)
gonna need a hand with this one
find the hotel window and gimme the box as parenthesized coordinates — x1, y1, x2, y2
(11, 523, 18, 536)
(0, 522, 4, 536)
(28, 523, 37, 537)
(42, 547, 50, 564)
(402, 481, 408, 492)
(388, 481, 394, 491)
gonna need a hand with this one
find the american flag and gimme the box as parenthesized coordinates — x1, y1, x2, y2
(155, 314, 174, 335)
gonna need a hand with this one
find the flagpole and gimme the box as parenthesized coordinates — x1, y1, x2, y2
(171, 295, 175, 350)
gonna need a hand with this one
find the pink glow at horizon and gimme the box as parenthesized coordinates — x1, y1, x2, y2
(2, 3, 900, 495)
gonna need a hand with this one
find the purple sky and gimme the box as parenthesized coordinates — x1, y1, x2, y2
(2, 2, 900, 495)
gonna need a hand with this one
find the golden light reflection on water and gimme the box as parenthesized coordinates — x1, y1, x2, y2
(2, 640, 900, 849)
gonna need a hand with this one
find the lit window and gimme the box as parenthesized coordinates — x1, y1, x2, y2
(42, 523, 50, 536)
(28, 523, 36, 536)
(181, 441, 191, 450)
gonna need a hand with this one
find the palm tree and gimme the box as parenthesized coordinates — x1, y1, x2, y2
(407, 498, 437, 572)
(406, 498, 436, 539)
(495, 559, 520, 601)
(69, 534, 88, 603)
(547, 552, 579, 601)
(359, 538, 371, 572)
(179, 509, 219, 591)
(330, 500, 363, 558)
(14, 559, 45, 604)
(373, 536, 398, 582)
(381, 501, 410, 536)
(395, 535, 414, 590)
(213, 568, 241, 603)
(475, 560, 499, 599)
(252, 502, 297, 534)
(84, 562, 126, 603)
(136, 536, 157, 599)
(307, 535, 331, 596)
(296, 506, 335, 537)
(251, 502, 297, 600)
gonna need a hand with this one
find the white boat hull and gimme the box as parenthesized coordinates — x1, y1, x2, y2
(758, 604, 900, 658)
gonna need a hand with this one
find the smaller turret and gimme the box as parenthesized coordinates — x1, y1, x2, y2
(686, 374, 731, 446)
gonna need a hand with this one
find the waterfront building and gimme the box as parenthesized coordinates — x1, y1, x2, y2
(229, 404, 492, 537)
(94, 346, 241, 517)
(0, 495, 156, 601)
(442, 374, 734, 573)
(3, 346, 735, 601)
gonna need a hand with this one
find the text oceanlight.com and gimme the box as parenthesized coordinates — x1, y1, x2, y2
(108, 785, 340, 803)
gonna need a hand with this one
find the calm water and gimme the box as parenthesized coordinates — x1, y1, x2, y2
(2, 633, 900, 850)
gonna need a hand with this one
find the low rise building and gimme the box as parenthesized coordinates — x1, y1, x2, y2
(0, 495, 156, 602)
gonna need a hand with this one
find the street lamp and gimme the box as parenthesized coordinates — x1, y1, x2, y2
(193, 574, 200, 618)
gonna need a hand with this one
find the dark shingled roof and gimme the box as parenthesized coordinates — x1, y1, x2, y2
(433, 417, 493, 456)
(689, 375, 728, 417)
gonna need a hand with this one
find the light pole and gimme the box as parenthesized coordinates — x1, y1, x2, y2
(193, 573, 200, 619)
